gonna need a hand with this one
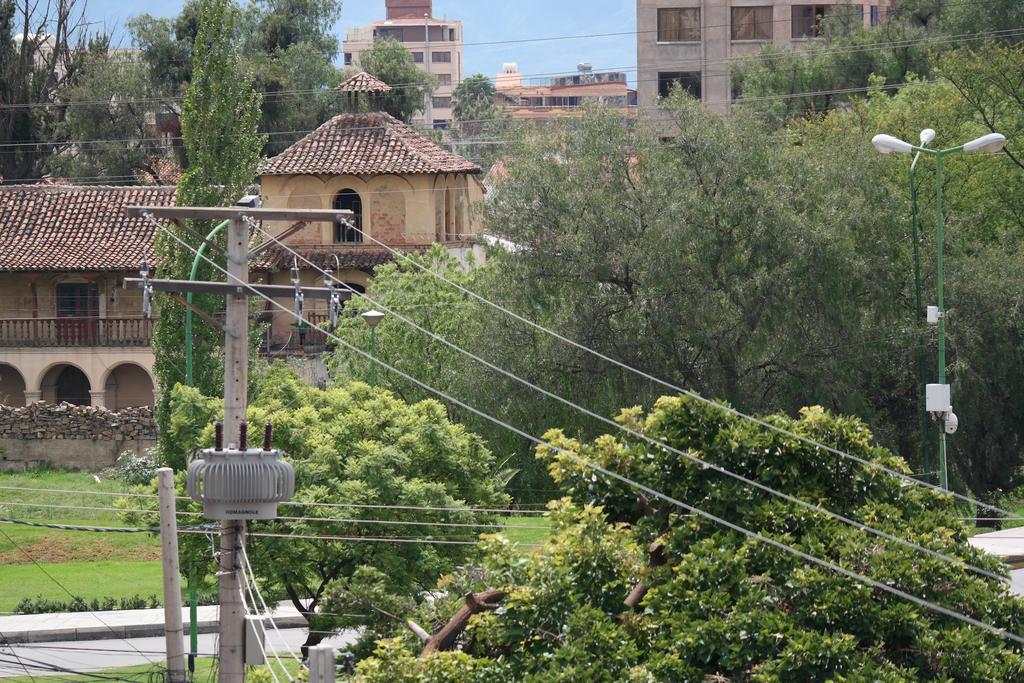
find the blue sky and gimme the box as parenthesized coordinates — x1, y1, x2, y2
(85, 1, 638, 86)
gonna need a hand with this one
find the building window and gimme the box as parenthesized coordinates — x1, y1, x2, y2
(657, 8, 700, 42)
(433, 120, 449, 130)
(731, 6, 772, 40)
(333, 189, 363, 243)
(412, 51, 424, 63)
(448, 28, 456, 41)
(792, 5, 833, 38)
(437, 73, 452, 85)
(658, 71, 701, 100)
(432, 96, 452, 109)
(344, 52, 353, 66)
(56, 282, 99, 318)
(432, 51, 452, 63)
(870, 5, 879, 25)
(377, 27, 404, 41)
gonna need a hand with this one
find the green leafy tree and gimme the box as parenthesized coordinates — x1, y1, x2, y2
(151, 0, 266, 467)
(244, 0, 341, 57)
(359, 37, 435, 122)
(125, 366, 509, 655)
(355, 401, 1024, 680)
(0, 0, 87, 182)
(128, 1, 203, 103)
(48, 37, 164, 181)
(452, 73, 497, 130)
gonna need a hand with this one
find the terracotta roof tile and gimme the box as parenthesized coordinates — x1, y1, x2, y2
(336, 72, 393, 94)
(259, 112, 480, 177)
(0, 185, 176, 272)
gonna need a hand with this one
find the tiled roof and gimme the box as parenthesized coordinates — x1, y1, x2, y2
(0, 185, 176, 272)
(336, 72, 393, 94)
(260, 112, 481, 177)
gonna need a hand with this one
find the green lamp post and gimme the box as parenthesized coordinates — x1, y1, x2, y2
(362, 310, 386, 387)
(872, 130, 1007, 490)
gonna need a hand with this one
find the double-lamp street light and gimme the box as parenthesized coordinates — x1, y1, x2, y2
(871, 130, 1007, 490)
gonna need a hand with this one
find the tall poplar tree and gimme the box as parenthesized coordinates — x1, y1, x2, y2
(151, 0, 266, 466)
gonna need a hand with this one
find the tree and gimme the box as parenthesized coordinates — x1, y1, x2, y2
(0, 0, 88, 183)
(47, 36, 163, 181)
(151, 0, 266, 467)
(126, 365, 509, 655)
(359, 37, 435, 122)
(452, 74, 497, 129)
(128, 0, 203, 105)
(354, 400, 1024, 680)
(243, 0, 341, 58)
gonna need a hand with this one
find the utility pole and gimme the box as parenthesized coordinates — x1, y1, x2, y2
(218, 215, 249, 682)
(157, 468, 186, 682)
(125, 205, 353, 682)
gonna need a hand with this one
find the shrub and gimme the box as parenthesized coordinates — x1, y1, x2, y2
(114, 449, 158, 486)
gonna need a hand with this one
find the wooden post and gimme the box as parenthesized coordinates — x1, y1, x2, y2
(157, 468, 186, 682)
(218, 216, 250, 683)
(309, 645, 336, 683)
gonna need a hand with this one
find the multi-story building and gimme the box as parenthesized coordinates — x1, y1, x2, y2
(637, 0, 893, 114)
(343, 0, 464, 129)
(0, 186, 174, 408)
(495, 63, 638, 123)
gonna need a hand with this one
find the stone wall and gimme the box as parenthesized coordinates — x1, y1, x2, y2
(0, 403, 157, 471)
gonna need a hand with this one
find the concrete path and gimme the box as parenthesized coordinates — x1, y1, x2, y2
(0, 603, 307, 644)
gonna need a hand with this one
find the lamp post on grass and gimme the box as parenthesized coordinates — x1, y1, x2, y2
(872, 130, 1007, 490)
(362, 310, 386, 387)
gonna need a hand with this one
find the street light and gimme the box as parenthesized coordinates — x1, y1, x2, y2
(361, 310, 386, 387)
(872, 129, 1006, 490)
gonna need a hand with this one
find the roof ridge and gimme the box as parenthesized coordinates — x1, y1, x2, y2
(0, 184, 177, 192)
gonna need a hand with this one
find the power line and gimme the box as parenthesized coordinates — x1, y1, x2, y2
(239, 543, 303, 674)
(0, 524, 157, 666)
(151, 215, 1024, 647)
(0, 489, 551, 516)
(1, 24, 1019, 115)
(318, 197, 1018, 519)
(249, 221, 1008, 585)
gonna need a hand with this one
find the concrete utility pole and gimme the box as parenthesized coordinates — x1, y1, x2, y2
(157, 467, 186, 682)
(125, 206, 354, 682)
(218, 215, 249, 682)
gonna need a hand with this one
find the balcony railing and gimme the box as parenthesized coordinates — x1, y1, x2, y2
(261, 313, 333, 356)
(0, 318, 154, 348)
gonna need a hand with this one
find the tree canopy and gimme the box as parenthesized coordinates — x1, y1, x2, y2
(151, 0, 266, 465)
(359, 37, 435, 123)
(354, 400, 1024, 680)
(127, 365, 508, 654)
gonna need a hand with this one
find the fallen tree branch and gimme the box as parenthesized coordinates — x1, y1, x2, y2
(421, 589, 506, 657)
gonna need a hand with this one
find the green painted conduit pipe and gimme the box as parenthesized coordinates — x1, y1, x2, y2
(185, 220, 230, 386)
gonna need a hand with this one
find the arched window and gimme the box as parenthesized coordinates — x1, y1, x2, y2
(333, 189, 363, 244)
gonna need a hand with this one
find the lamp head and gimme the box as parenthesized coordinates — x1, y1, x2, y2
(361, 310, 386, 329)
(872, 134, 915, 154)
(919, 129, 936, 146)
(963, 133, 1007, 154)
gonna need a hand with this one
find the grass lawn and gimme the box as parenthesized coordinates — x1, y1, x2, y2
(0, 469, 135, 521)
(502, 515, 551, 547)
(0, 468, 552, 614)
(2, 657, 302, 682)
(0, 560, 163, 612)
